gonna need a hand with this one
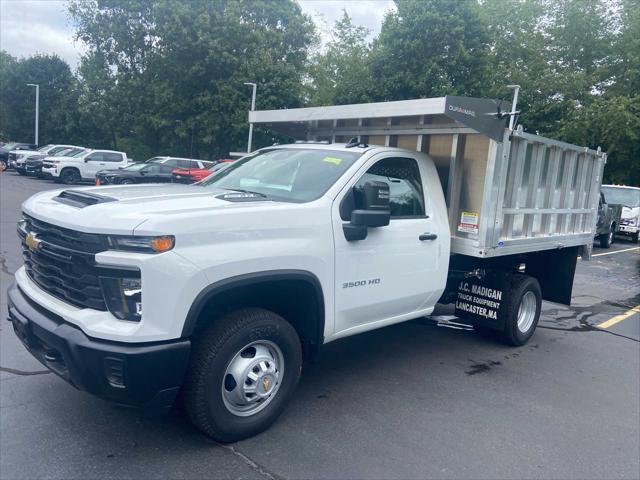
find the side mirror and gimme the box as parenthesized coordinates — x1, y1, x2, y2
(84, 157, 90, 162)
(343, 181, 391, 241)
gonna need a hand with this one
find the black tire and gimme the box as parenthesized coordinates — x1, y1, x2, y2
(119, 178, 134, 185)
(599, 226, 614, 248)
(17, 169, 26, 176)
(60, 168, 81, 185)
(183, 307, 302, 443)
(499, 275, 542, 346)
(632, 232, 639, 244)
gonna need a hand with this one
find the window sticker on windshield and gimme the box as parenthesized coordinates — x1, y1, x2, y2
(322, 156, 343, 165)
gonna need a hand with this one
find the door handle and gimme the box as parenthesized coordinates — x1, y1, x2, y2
(419, 233, 438, 241)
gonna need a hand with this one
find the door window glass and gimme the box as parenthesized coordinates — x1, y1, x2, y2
(86, 152, 104, 162)
(103, 152, 123, 162)
(355, 157, 425, 217)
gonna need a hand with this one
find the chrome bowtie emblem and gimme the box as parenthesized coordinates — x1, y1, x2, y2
(25, 232, 41, 251)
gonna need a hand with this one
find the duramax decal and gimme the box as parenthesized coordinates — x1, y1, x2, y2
(342, 278, 381, 289)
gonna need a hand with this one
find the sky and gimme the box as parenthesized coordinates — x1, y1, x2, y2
(0, 0, 396, 70)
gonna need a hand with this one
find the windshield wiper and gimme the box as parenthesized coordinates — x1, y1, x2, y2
(224, 188, 268, 198)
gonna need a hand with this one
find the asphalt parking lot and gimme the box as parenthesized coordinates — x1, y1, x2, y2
(1, 171, 639, 480)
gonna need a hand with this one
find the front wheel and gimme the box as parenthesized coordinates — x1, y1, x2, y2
(632, 232, 639, 244)
(60, 168, 81, 184)
(119, 178, 134, 185)
(500, 275, 542, 346)
(0, 160, 7, 172)
(183, 308, 302, 442)
(599, 226, 614, 248)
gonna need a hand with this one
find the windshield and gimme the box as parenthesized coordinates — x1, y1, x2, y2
(70, 149, 88, 158)
(199, 148, 361, 202)
(145, 157, 166, 163)
(37, 144, 54, 152)
(601, 186, 640, 208)
(62, 148, 84, 156)
(123, 163, 148, 171)
(3, 143, 17, 150)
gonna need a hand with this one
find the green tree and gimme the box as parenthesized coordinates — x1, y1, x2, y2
(69, 0, 316, 158)
(0, 52, 80, 145)
(368, 0, 493, 100)
(308, 10, 372, 106)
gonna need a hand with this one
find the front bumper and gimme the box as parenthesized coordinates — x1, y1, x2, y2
(7, 282, 191, 411)
(25, 164, 42, 175)
(617, 224, 638, 234)
(41, 165, 60, 177)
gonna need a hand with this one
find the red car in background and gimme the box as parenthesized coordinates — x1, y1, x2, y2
(172, 159, 235, 184)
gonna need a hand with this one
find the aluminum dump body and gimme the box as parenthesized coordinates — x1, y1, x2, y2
(249, 96, 606, 259)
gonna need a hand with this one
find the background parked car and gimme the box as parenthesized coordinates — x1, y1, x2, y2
(595, 191, 623, 248)
(25, 147, 87, 177)
(95, 162, 176, 185)
(41, 149, 129, 184)
(601, 185, 640, 243)
(0, 142, 37, 171)
(12, 144, 82, 174)
(172, 159, 235, 184)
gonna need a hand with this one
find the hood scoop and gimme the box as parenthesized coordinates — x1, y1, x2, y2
(54, 190, 118, 208)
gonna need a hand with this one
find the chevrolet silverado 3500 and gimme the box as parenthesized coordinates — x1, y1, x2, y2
(8, 96, 606, 442)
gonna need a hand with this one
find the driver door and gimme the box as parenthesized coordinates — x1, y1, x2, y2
(83, 151, 106, 178)
(332, 154, 447, 336)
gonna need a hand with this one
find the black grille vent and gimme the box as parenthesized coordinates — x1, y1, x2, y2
(54, 190, 117, 208)
(20, 215, 108, 310)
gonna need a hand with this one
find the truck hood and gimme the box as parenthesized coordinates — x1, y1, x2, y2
(21, 184, 282, 235)
(621, 206, 640, 220)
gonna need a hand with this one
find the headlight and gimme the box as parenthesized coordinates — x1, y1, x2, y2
(107, 235, 175, 253)
(100, 275, 142, 321)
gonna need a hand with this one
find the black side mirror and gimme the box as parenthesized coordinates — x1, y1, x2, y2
(343, 181, 391, 241)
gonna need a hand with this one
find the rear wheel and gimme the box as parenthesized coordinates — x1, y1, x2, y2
(500, 275, 542, 346)
(60, 168, 81, 185)
(183, 308, 302, 443)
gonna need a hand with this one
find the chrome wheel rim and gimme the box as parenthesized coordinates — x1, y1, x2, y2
(609, 230, 614, 244)
(517, 291, 537, 333)
(221, 340, 284, 417)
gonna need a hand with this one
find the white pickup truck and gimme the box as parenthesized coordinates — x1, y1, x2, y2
(8, 96, 605, 442)
(41, 148, 129, 184)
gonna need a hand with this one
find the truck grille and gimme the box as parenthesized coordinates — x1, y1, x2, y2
(19, 215, 109, 310)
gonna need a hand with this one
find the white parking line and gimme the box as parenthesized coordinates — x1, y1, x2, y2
(592, 247, 640, 257)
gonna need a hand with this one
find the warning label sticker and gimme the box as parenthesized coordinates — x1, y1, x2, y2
(457, 211, 479, 235)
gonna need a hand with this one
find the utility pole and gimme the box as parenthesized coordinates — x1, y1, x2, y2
(244, 82, 257, 153)
(27, 84, 39, 145)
